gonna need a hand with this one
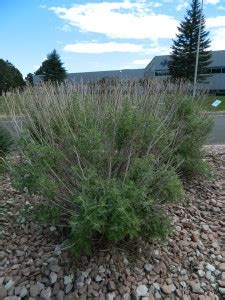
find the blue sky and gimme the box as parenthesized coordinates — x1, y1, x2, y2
(1, 0, 225, 77)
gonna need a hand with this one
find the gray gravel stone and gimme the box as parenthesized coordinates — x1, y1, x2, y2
(215, 269, 221, 276)
(219, 263, 225, 272)
(54, 245, 62, 256)
(14, 287, 22, 296)
(189, 281, 204, 294)
(98, 265, 105, 273)
(30, 285, 40, 298)
(144, 263, 153, 272)
(161, 285, 172, 295)
(8, 287, 14, 296)
(152, 282, 161, 291)
(206, 271, 212, 280)
(106, 293, 114, 300)
(202, 224, 210, 231)
(122, 293, 131, 300)
(64, 274, 74, 285)
(180, 281, 187, 288)
(65, 283, 73, 294)
(198, 270, 205, 277)
(19, 287, 28, 298)
(49, 264, 61, 273)
(107, 280, 116, 292)
(5, 280, 15, 290)
(15, 250, 24, 257)
(76, 275, 85, 284)
(56, 290, 65, 300)
(206, 263, 215, 272)
(0, 251, 6, 260)
(0, 277, 4, 285)
(37, 282, 44, 292)
(123, 257, 129, 265)
(50, 272, 58, 284)
(50, 225, 57, 232)
(136, 285, 148, 297)
(219, 287, 225, 295)
(81, 270, 90, 279)
(95, 275, 102, 282)
(217, 255, 223, 261)
(40, 287, 52, 299)
(0, 287, 7, 298)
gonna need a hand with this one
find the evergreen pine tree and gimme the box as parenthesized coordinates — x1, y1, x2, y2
(35, 49, 66, 83)
(25, 73, 34, 86)
(169, 0, 211, 82)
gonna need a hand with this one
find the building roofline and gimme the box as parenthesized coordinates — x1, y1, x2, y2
(145, 50, 225, 71)
(68, 68, 144, 76)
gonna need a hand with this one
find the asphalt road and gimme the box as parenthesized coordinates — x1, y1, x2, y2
(208, 115, 225, 145)
(0, 115, 225, 145)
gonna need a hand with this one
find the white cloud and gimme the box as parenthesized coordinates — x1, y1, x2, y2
(206, 16, 225, 51)
(205, 0, 220, 4)
(176, 1, 189, 11)
(210, 27, 225, 50)
(144, 45, 170, 55)
(218, 5, 225, 10)
(50, 2, 178, 40)
(124, 44, 170, 68)
(56, 24, 72, 32)
(207, 16, 225, 28)
(153, 3, 162, 7)
(63, 42, 145, 53)
(63, 41, 171, 55)
(132, 59, 151, 65)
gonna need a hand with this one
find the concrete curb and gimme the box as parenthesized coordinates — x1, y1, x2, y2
(206, 112, 225, 116)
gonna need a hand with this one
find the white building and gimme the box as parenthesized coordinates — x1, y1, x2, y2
(33, 50, 225, 94)
(144, 50, 225, 94)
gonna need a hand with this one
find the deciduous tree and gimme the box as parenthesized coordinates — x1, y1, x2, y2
(0, 59, 24, 96)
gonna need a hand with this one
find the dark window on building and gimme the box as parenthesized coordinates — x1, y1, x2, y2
(202, 67, 225, 74)
(211, 68, 221, 74)
(155, 70, 170, 76)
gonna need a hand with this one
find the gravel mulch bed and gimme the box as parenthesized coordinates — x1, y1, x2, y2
(1, 146, 225, 300)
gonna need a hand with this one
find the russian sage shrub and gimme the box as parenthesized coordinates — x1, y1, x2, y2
(0, 127, 12, 172)
(172, 95, 213, 176)
(8, 81, 212, 254)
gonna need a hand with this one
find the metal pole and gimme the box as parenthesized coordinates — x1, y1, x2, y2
(193, 0, 204, 98)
